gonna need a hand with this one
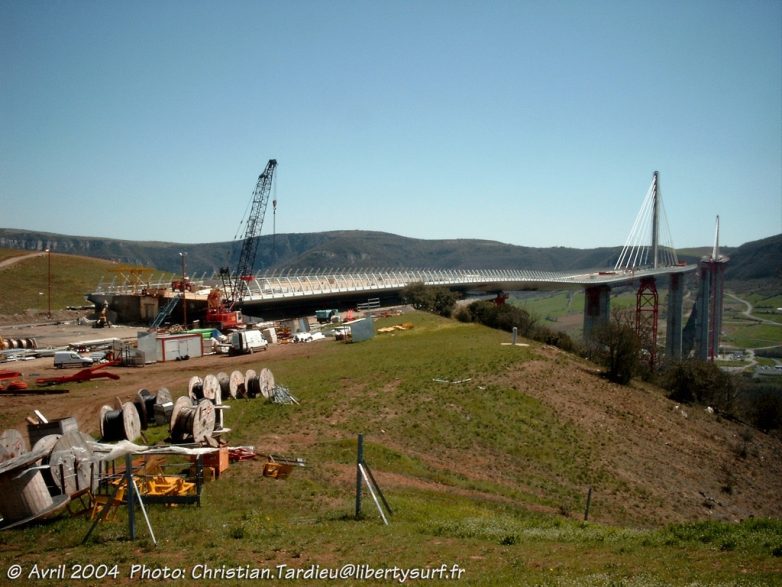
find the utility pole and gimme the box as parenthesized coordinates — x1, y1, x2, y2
(179, 252, 188, 328)
(46, 248, 52, 319)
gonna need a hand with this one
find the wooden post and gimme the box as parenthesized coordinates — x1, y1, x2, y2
(355, 434, 364, 519)
(584, 486, 593, 521)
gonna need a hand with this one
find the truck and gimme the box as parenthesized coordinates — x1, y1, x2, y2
(229, 330, 268, 355)
(315, 309, 340, 324)
(53, 351, 94, 369)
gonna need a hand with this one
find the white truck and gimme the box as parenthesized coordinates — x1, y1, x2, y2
(53, 350, 94, 369)
(229, 330, 268, 355)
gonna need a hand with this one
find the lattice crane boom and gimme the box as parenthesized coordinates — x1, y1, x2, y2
(229, 159, 277, 301)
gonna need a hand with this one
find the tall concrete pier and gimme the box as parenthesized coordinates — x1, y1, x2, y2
(665, 272, 684, 359)
(583, 284, 611, 340)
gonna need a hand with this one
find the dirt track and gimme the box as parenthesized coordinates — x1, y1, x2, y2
(0, 251, 46, 269)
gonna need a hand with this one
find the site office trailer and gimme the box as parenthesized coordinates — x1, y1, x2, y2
(138, 333, 204, 363)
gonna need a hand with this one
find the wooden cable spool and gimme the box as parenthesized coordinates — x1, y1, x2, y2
(188, 376, 204, 401)
(258, 368, 275, 401)
(228, 370, 244, 399)
(170, 397, 215, 444)
(153, 387, 173, 426)
(0, 429, 28, 464)
(31, 433, 61, 457)
(135, 388, 155, 427)
(205, 374, 225, 431)
(31, 434, 61, 496)
(156, 387, 172, 405)
(49, 430, 98, 496)
(217, 372, 230, 399)
(134, 387, 173, 427)
(99, 403, 141, 443)
(202, 374, 220, 402)
(0, 446, 68, 527)
(245, 369, 260, 398)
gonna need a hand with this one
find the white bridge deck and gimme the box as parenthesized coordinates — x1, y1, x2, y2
(94, 264, 696, 305)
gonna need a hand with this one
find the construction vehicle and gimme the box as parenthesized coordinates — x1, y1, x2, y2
(53, 351, 94, 369)
(229, 330, 268, 355)
(206, 159, 277, 330)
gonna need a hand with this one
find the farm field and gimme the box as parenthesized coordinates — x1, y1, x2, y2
(1, 311, 781, 586)
(512, 285, 782, 355)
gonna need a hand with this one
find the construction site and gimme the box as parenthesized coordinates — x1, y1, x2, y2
(0, 159, 386, 534)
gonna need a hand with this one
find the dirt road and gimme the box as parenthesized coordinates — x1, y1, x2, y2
(0, 251, 45, 270)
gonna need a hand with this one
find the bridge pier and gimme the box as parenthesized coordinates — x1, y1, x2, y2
(692, 257, 728, 360)
(583, 284, 611, 341)
(665, 273, 684, 360)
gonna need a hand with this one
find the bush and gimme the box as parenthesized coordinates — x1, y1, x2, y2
(458, 300, 576, 353)
(658, 360, 737, 413)
(749, 392, 782, 432)
(586, 315, 641, 385)
(400, 283, 460, 318)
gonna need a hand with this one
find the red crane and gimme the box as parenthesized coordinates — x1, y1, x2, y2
(207, 159, 277, 329)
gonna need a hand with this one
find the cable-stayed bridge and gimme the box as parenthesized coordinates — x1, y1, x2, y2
(91, 172, 725, 364)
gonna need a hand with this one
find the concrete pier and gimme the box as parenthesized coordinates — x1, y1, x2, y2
(583, 284, 611, 341)
(665, 273, 684, 360)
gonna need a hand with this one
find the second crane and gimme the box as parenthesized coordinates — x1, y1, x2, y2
(206, 159, 278, 330)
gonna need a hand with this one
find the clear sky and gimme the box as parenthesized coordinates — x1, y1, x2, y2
(1, 0, 780, 249)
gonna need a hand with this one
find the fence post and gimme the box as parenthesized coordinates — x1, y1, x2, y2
(126, 453, 136, 539)
(584, 486, 593, 521)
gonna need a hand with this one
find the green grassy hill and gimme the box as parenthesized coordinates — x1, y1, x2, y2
(0, 248, 156, 319)
(3, 312, 781, 585)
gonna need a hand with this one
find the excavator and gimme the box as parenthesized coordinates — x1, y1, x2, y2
(206, 159, 277, 330)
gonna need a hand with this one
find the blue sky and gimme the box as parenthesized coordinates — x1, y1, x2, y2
(1, 0, 780, 249)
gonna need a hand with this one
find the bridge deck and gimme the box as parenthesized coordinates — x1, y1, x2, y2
(92, 265, 696, 304)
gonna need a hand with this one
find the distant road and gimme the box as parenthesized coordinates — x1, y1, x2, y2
(0, 252, 45, 270)
(726, 292, 782, 326)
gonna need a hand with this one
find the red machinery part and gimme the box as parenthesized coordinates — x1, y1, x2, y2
(36, 364, 120, 386)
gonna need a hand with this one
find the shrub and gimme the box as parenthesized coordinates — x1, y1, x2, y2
(400, 283, 459, 317)
(586, 313, 641, 385)
(658, 360, 737, 413)
(459, 300, 576, 353)
(749, 392, 782, 432)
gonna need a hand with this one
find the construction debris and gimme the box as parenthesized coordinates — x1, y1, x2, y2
(377, 323, 414, 334)
(270, 385, 299, 405)
(35, 361, 120, 386)
(262, 454, 306, 479)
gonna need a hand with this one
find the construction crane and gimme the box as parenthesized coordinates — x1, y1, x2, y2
(207, 159, 277, 329)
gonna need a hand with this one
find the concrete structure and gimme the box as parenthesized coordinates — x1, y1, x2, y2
(665, 272, 685, 359)
(694, 255, 729, 361)
(583, 285, 611, 341)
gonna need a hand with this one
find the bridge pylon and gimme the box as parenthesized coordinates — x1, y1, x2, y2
(692, 216, 729, 360)
(615, 171, 689, 367)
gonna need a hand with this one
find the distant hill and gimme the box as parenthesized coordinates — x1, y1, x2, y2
(0, 227, 779, 279)
(722, 233, 782, 280)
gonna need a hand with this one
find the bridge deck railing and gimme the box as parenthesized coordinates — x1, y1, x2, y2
(91, 266, 692, 299)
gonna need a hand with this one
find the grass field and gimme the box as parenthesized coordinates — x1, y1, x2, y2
(1, 312, 781, 586)
(0, 248, 31, 263)
(512, 285, 782, 353)
(0, 248, 154, 318)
